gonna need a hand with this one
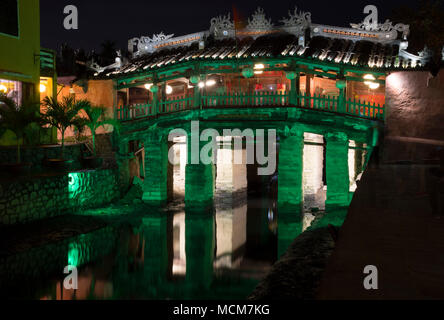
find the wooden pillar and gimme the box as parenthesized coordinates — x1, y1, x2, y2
(193, 85, 201, 109)
(152, 89, 158, 116)
(289, 74, 300, 105)
(339, 87, 346, 113)
(305, 73, 313, 107)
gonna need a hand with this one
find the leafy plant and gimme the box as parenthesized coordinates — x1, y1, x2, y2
(0, 93, 42, 163)
(79, 105, 120, 156)
(42, 96, 90, 159)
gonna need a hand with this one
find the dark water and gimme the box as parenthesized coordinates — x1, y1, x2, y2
(0, 191, 285, 300)
(0, 139, 358, 300)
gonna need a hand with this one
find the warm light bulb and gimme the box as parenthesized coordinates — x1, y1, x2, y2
(39, 83, 47, 93)
(363, 74, 376, 81)
(205, 79, 216, 87)
(198, 82, 205, 88)
(0, 84, 7, 93)
(166, 85, 173, 94)
(254, 71, 263, 75)
(144, 83, 153, 90)
(369, 82, 380, 90)
(254, 63, 265, 70)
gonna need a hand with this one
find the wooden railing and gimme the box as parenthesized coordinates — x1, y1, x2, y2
(346, 99, 385, 120)
(116, 90, 385, 122)
(202, 91, 289, 107)
(296, 92, 340, 112)
(159, 96, 193, 114)
(116, 103, 153, 120)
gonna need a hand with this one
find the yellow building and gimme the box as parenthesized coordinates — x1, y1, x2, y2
(0, 0, 57, 145)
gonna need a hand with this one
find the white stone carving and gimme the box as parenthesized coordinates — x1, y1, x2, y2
(280, 7, 311, 27)
(350, 19, 410, 38)
(247, 7, 273, 30)
(88, 50, 123, 75)
(210, 13, 235, 37)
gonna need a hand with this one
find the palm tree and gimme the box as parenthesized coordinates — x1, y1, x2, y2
(42, 96, 90, 159)
(0, 94, 41, 164)
(80, 105, 120, 157)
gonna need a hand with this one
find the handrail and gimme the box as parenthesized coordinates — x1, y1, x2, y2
(116, 91, 385, 122)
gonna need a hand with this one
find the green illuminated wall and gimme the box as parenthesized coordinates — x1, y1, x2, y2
(0, 169, 120, 226)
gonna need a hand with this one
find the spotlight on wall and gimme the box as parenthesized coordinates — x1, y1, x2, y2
(198, 82, 205, 88)
(0, 84, 7, 93)
(166, 85, 173, 94)
(144, 83, 153, 90)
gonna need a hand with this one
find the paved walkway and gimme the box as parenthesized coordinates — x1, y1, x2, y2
(317, 161, 444, 299)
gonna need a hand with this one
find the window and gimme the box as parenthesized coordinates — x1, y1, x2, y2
(0, 0, 19, 38)
(0, 79, 22, 105)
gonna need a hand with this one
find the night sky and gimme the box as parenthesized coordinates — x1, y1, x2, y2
(40, 0, 420, 52)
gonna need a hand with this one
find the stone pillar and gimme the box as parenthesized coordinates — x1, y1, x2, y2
(185, 209, 215, 289)
(116, 139, 131, 194)
(142, 133, 169, 203)
(277, 130, 304, 243)
(325, 132, 350, 208)
(277, 132, 304, 207)
(185, 132, 214, 205)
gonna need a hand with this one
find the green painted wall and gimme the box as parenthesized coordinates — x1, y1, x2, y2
(0, 0, 40, 90)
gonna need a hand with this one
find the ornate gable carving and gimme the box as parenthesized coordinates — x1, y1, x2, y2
(247, 7, 273, 30)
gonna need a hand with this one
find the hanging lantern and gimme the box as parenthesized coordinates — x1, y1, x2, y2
(242, 68, 254, 78)
(190, 75, 200, 84)
(336, 79, 346, 89)
(285, 71, 297, 80)
(149, 84, 159, 93)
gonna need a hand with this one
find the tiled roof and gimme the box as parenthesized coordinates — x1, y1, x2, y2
(108, 34, 420, 78)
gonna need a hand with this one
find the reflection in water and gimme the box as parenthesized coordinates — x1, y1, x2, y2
(172, 213, 186, 275)
(0, 132, 369, 300)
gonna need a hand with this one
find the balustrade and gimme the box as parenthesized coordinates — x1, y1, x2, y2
(116, 90, 385, 121)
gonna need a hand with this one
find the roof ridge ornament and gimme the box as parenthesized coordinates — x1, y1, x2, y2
(247, 7, 273, 30)
(280, 6, 312, 27)
(210, 13, 234, 37)
(144, 32, 175, 44)
(350, 19, 410, 39)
